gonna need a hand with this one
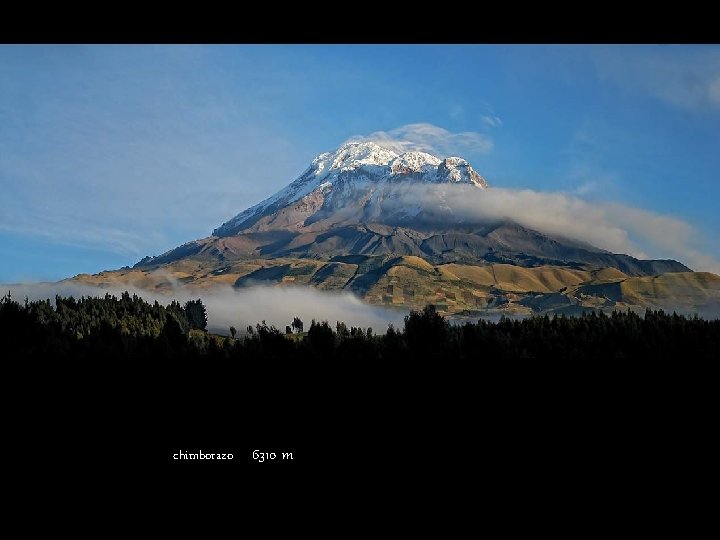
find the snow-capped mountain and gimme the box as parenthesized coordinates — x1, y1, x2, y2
(213, 141, 488, 236)
(102, 138, 706, 317)
(131, 139, 690, 282)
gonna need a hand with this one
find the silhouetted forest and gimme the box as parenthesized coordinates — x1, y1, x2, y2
(2, 292, 718, 359)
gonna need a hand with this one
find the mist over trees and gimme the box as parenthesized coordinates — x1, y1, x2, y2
(1, 292, 718, 359)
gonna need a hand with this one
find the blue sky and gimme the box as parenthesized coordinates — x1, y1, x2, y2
(1, 45, 718, 282)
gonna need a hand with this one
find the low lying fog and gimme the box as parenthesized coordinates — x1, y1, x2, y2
(3, 282, 407, 335)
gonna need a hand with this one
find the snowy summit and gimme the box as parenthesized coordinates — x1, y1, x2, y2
(214, 141, 488, 236)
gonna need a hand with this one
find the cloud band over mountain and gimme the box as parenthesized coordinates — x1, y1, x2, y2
(382, 183, 720, 275)
(346, 123, 494, 156)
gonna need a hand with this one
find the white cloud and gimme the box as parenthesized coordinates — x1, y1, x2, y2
(481, 115, 503, 128)
(593, 48, 720, 111)
(3, 282, 406, 335)
(384, 184, 720, 275)
(348, 123, 493, 157)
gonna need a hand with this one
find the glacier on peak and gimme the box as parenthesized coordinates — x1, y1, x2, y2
(390, 151, 442, 174)
(213, 141, 488, 236)
(325, 141, 398, 172)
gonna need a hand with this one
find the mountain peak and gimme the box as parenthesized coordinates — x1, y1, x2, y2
(213, 140, 488, 236)
(439, 156, 486, 186)
(319, 141, 398, 172)
(390, 151, 442, 174)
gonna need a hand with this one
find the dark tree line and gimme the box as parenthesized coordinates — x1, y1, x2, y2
(0, 291, 206, 359)
(1, 293, 718, 359)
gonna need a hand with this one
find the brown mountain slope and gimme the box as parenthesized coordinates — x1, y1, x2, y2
(134, 221, 690, 277)
(69, 255, 720, 318)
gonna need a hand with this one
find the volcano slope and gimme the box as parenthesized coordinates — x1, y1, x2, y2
(70, 141, 720, 318)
